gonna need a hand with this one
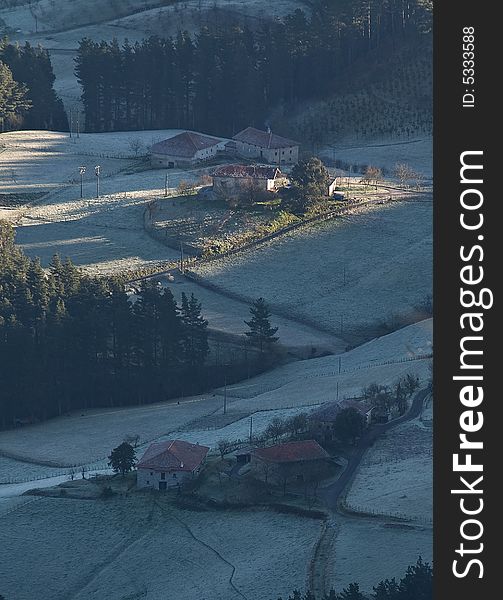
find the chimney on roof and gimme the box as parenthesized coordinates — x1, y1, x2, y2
(266, 125, 271, 134)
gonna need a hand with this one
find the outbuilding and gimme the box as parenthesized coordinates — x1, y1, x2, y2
(150, 131, 224, 168)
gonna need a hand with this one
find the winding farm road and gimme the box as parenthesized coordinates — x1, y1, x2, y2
(320, 387, 430, 511)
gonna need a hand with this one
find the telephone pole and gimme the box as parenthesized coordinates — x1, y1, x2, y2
(164, 171, 169, 197)
(79, 166, 86, 198)
(95, 165, 101, 198)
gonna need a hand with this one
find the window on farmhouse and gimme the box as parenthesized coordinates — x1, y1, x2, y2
(173, 473, 177, 479)
(161, 472, 166, 480)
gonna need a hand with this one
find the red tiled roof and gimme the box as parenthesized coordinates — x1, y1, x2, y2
(212, 164, 283, 180)
(137, 440, 210, 472)
(233, 127, 299, 149)
(151, 132, 221, 158)
(252, 440, 330, 464)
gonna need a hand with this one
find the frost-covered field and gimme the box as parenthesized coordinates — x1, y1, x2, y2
(322, 137, 433, 179)
(0, 129, 188, 194)
(0, 130, 205, 273)
(346, 419, 432, 523)
(0, 496, 320, 600)
(0, 320, 431, 481)
(332, 517, 432, 593)
(193, 201, 432, 337)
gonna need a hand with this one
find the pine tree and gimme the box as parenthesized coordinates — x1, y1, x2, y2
(180, 292, 208, 369)
(158, 287, 182, 369)
(397, 557, 433, 600)
(108, 442, 136, 476)
(372, 579, 400, 599)
(244, 298, 279, 356)
(337, 582, 366, 600)
(0, 60, 31, 131)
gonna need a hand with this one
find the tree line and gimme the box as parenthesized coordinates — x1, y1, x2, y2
(0, 222, 282, 429)
(0, 220, 210, 428)
(278, 557, 432, 599)
(74, 0, 432, 135)
(0, 38, 68, 131)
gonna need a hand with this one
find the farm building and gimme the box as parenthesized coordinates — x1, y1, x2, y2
(251, 440, 330, 473)
(150, 131, 224, 168)
(310, 399, 374, 442)
(212, 164, 288, 197)
(232, 127, 300, 164)
(136, 440, 210, 490)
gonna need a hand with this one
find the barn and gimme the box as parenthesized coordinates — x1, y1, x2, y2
(150, 131, 224, 168)
(232, 127, 300, 165)
(136, 440, 210, 490)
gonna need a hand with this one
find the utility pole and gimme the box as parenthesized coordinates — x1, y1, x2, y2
(69, 108, 73, 138)
(95, 165, 101, 198)
(338, 356, 342, 374)
(179, 241, 184, 273)
(223, 372, 227, 415)
(336, 381, 339, 402)
(79, 166, 86, 198)
(76, 111, 80, 138)
(165, 171, 169, 197)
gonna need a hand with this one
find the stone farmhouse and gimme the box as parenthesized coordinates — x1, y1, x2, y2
(232, 127, 300, 165)
(136, 439, 210, 490)
(150, 131, 224, 168)
(212, 164, 287, 197)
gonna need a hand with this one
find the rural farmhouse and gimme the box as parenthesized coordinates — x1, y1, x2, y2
(136, 440, 210, 490)
(232, 127, 300, 164)
(212, 164, 287, 197)
(150, 131, 224, 168)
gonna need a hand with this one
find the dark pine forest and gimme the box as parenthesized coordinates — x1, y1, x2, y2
(0, 222, 213, 429)
(75, 0, 432, 136)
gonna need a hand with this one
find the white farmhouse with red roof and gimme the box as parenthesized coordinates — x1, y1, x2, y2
(136, 440, 210, 490)
(150, 131, 225, 169)
(232, 127, 300, 165)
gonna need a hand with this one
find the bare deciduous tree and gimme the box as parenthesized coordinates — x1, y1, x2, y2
(128, 138, 144, 157)
(217, 439, 232, 460)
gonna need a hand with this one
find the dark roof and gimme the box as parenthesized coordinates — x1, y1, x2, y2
(212, 164, 283, 180)
(137, 440, 210, 472)
(151, 132, 221, 158)
(233, 127, 299, 149)
(252, 440, 330, 464)
(311, 399, 372, 422)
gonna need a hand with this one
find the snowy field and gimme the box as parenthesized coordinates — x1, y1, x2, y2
(0, 130, 206, 273)
(0, 496, 321, 600)
(322, 137, 433, 179)
(0, 129, 189, 194)
(193, 201, 432, 338)
(346, 418, 432, 523)
(0, 320, 431, 481)
(332, 517, 432, 593)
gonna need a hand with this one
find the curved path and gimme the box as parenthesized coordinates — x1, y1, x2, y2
(320, 387, 429, 511)
(310, 388, 430, 597)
